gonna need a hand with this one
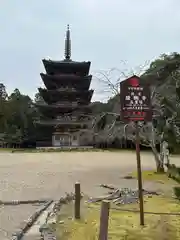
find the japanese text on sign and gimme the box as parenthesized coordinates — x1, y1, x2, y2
(120, 75, 152, 122)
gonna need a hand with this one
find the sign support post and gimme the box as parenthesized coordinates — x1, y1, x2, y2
(120, 75, 152, 226)
(135, 121, 144, 226)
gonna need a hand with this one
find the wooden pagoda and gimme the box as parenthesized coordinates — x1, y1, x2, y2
(35, 25, 94, 147)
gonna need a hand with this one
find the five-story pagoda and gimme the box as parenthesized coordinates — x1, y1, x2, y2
(35, 25, 94, 147)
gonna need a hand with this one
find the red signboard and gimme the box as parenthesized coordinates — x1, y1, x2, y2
(120, 75, 152, 122)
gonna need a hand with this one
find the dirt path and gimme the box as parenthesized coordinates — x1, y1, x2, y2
(0, 151, 179, 239)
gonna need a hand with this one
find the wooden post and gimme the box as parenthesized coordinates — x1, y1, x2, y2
(74, 182, 81, 219)
(135, 122, 144, 226)
(99, 200, 110, 240)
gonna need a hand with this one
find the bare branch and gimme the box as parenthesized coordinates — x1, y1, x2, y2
(93, 70, 119, 95)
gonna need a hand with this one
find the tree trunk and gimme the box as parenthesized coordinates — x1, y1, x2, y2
(151, 145, 164, 172)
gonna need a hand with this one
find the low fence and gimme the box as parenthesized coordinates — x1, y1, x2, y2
(50, 179, 180, 240)
(98, 200, 180, 240)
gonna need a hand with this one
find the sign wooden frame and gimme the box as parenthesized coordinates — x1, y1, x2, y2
(120, 75, 152, 122)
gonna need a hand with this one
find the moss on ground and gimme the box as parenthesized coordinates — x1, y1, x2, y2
(55, 196, 180, 240)
(129, 170, 177, 184)
(54, 171, 180, 240)
(0, 148, 14, 152)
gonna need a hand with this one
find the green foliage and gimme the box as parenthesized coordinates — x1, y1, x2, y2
(168, 164, 180, 199)
(167, 164, 180, 183)
(173, 187, 180, 199)
(0, 87, 37, 146)
(91, 95, 120, 115)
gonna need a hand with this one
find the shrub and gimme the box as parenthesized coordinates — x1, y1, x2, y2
(167, 164, 180, 183)
(173, 187, 180, 199)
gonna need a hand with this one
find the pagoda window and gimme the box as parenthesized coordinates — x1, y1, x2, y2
(72, 116, 77, 121)
(65, 115, 71, 121)
(55, 135, 60, 141)
(56, 116, 63, 120)
(73, 135, 77, 140)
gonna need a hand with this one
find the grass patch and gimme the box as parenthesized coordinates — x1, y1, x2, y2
(55, 196, 180, 240)
(129, 170, 177, 184)
(0, 148, 15, 152)
(0, 148, 152, 153)
(0, 148, 103, 153)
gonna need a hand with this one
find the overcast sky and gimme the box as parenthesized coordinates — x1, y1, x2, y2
(0, 0, 180, 101)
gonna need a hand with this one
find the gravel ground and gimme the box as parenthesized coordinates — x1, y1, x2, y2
(0, 205, 42, 240)
(0, 151, 179, 239)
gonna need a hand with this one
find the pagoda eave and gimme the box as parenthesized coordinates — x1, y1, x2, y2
(35, 120, 90, 127)
(42, 59, 91, 76)
(38, 87, 93, 96)
(35, 103, 92, 110)
(35, 104, 92, 115)
(40, 73, 92, 91)
(40, 73, 92, 81)
(38, 88, 93, 105)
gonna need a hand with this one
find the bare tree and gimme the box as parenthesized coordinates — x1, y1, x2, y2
(91, 63, 179, 172)
(92, 61, 149, 100)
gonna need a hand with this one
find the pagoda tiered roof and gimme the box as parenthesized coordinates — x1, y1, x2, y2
(42, 59, 91, 76)
(40, 73, 92, 90)
(38, 88, 93, 104)
(35, 119, 90, 127)
(35, 102, 92, 115)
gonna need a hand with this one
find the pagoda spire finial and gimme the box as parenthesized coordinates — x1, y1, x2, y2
(64, 24, 71, 60)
